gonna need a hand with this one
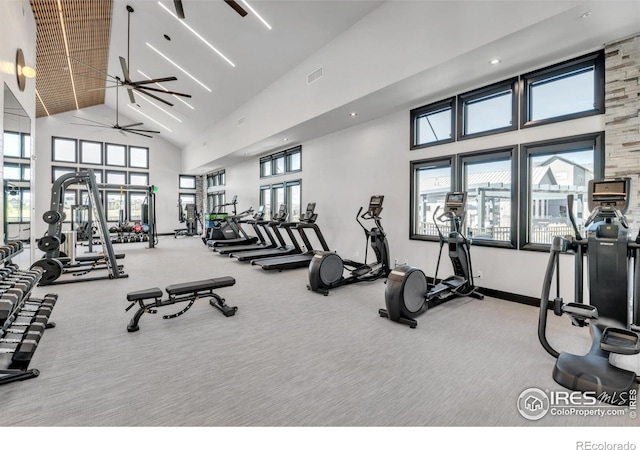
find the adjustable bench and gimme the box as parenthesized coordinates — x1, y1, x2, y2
(125, 276, 237, 332)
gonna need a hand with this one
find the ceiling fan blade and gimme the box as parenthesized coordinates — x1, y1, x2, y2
(125, 129, 155, 138)
(174, 0, 185, 19)
(70, 123, 112, 129)
(225, 0, 247, 17)
(120, 122, 144, 128)
(124, 128, 161, 133)
(72, 116, 111, 126)
(137, 85, 191, 98)
(70, 56, 117, 80)
(136, 88, 175, 107)
(119, 56, 132, 83)
(127, 87, 136, 104)
(118, 129, 127, 137)
(132, 77, 178, 85)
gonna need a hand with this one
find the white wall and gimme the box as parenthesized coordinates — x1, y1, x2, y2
(34, 105, 184, 238)
(0, 0, 36, 246)
(221, 101, 605, 300)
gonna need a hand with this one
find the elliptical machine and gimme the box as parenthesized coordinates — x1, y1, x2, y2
(538, 178, 640, 401)
(379, 191, 483, 328)
(308, 195, 390, 296)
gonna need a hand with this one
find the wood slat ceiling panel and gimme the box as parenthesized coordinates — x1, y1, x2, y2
(30, 0, 112, 118)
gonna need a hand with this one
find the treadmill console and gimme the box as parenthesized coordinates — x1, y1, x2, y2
(302, 203, 318, 223)
(444, 192, 467, 218)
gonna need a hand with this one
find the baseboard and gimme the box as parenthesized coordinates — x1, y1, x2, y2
(477, 287, 540, 307)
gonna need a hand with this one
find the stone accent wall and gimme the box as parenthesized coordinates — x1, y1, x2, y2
(195, 174, 205, 215)
(604, 33, 640, 224)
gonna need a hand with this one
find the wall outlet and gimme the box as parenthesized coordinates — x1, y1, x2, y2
(477, 271, 484, 279)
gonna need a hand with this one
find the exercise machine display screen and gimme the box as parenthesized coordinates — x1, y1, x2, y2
(368, 195, 384, 217)
(446, 193, 465, 205)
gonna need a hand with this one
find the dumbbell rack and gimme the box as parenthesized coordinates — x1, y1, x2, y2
(0, 241, 58, 385)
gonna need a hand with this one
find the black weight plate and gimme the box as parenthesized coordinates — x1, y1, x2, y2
(30, 259, 63, 285)
(42, 210, 61, 224)
(37, 235, 60, 252)
(60, 233, 66, 244)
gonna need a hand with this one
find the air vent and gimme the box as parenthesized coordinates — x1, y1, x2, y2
(237, 117, 245, 126)
(307, 67, 323, 85)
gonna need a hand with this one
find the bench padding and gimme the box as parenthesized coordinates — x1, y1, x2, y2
(127, 287, 163, 301)
(166, 277, 236, 296)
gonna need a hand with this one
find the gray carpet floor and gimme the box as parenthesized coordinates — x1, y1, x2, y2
(0, 236, 638, 428)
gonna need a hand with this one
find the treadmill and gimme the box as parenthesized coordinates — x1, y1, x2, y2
(252, 203, 330, 271)
(217, 205, 280, 255)
(208, 207, 259, 248)
(231, 205, 302, 262)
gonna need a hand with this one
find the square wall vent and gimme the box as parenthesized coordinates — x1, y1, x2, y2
(307, 67, 323, 85)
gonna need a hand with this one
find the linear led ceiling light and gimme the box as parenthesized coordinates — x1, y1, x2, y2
(127, 104, 172, 132)
(36, 89, 51, 116)
(137, 69, 195, 110)
(136, 92, 183, 122)
(146, 42, 211, 92)
(57, 0, 79, 109)
(158, 1, 235, 67)
(241, 0, 272, 30)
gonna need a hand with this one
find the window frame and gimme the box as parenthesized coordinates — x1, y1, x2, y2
(52, 137, 78, 163)
(456, 146, 518, 249)
(259, 146, 302, 179)
(410, 97, 455, 149)
(129, 172, 150, 186)
(105, 190, 125, 223)
(79, 140, 103, 165)
(51, 165, 78, 183)
(409, 156, 454, 242)
(105, 143, 127, 167)
(518, 132, 604, 252)
(457, 77, 518, 140)
(521, 51, 604, 129)
(179, 174, 197, 190)
(129, 146, 149, 169)
(105, 170, 127, 186)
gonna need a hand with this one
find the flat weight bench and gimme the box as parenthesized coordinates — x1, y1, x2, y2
(174, 228, 188, 238)
(125, 276, 237, 332)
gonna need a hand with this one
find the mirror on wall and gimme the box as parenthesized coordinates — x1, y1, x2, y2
(3, 83, 32, 266)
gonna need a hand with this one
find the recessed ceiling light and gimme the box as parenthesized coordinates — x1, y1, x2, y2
(283, 138, 288, 141)
(349, 112, 357, 117)
(158, 1, 235, 67)
(146, 42, 212, 92)
(489, 59, 501, 65)
(580, 11, 592, 18)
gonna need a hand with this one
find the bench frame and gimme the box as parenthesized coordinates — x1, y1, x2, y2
(126, 277, 237, 332)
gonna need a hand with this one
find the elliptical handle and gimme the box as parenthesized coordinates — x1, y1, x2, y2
(566, 194, 583, 241)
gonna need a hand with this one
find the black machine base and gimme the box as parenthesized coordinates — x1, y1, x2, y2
(378, 308, 417, 328)
(553, 352, 638, 403)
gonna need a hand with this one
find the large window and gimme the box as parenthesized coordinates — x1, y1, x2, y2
(207, 191, 226, 213)
(5, 187, 30, 223)
(80, 140, 103, 165)
(3, 132, 22, 157)
(129, 193, 147, 222)
(129, 146, 149, 169)
(260, 180, 301, 220)
(52, 137, 77, 162)
(522, 51, 604, 127)
(106, 143, 126, 166)
(179, 175, 196, 189)
(106, 191, 124, 222)
(410, 51, 604, 148)
(458, 78, 517, 139)
(459, 148, 517, 248)
(519, 133, 604, 249)
(207, 170, 225, 188)
(411, 98, 455, 149)
(410, 158, 453, 239)
(260, 146, 302, 178)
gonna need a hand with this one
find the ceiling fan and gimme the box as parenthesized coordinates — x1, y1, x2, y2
(71, 83, 160, 138)
(115, 4, 192, 107)
(173, 1, 248, 19)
